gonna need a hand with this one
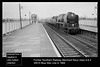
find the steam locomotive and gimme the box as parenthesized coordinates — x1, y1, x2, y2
(48, 12, 80, 34)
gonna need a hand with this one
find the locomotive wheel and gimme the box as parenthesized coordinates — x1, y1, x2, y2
(63, 28, 66, 33)
(77, 29, 81, 34)
(65, 29, 69, 34)
(67, 30, 70, 34)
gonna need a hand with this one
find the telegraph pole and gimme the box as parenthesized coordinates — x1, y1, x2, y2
(19, 4, 22, 29)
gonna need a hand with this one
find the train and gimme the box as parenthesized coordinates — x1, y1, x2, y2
(31, 14, 38, 23)
(46, 12, 80, 34)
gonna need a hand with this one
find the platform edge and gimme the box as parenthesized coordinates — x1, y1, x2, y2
(41, 23, 61, 57)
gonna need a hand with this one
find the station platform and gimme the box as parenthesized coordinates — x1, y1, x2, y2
(2, 23, 60, 57)
(79, 25, 98, 33)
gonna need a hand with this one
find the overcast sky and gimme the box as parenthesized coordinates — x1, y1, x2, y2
(2, 2, 97, 19)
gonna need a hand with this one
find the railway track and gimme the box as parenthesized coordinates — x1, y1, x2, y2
(44, 23, 98, 57)
(43, 23, 89, 57)
(67, 35, 97, 50)
(73, 34, 97, 44)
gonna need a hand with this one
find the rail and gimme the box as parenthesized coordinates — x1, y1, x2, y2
(45, 24, 88, 57)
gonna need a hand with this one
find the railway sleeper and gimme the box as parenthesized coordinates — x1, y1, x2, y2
(64, 55, 81, 57)
(60, 48, 77, 53)
(60, 46, 75, 51)
(62, 52, 79, 56)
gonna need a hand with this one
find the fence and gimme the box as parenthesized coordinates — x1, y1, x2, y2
(79, 19, 97, 27)
(79, 19, 97, 32)
(2, 20, 32, 35)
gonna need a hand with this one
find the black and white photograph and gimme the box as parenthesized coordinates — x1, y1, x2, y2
(2, 2, 98, 65)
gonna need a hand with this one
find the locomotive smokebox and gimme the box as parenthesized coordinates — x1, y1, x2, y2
(67, 12, 76, 21)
